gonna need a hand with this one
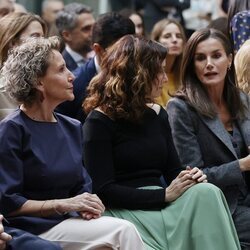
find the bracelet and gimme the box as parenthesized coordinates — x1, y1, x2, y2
(52, 200, 67, 216)
(40, 200, 47, 217)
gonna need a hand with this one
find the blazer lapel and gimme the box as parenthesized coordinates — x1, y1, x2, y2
(199, 114, 237, 158)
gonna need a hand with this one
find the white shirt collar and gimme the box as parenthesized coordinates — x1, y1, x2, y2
(94, 56, 101, 73)
(65, 45, 86, 67)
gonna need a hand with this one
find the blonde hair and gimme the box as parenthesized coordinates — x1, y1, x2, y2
(0, 12, 47, 66)
(235, 40, 250, 95)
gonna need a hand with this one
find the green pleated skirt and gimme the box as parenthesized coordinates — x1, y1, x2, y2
(104, 183, 241, 250)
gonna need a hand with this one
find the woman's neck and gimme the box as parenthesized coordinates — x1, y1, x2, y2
(206, 86, 232, 130)
(20, 103, 56, 122)
(206, 83, 225, 107)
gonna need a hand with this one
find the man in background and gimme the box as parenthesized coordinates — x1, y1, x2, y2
(56, 2, 95, 72)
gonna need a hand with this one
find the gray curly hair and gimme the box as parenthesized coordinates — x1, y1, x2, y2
(1, 36, 61, 105)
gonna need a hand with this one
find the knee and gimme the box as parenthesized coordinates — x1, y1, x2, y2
(122, 220, 138, 233)
(111, 218, 138, 236)
(189, 183, 222, 198)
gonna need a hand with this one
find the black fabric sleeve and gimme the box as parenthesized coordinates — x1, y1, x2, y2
(83, 114, 167, 210)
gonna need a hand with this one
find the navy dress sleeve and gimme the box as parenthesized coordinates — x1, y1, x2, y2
(0, 111, 92, 234)
(0, 120, 27, 214)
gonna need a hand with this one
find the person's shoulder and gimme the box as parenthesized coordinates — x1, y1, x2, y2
(73, 58, 96, 80)
(55, 112, 81, 127)
(167, 97, 189, 110)
(240, 90, 250, 101)
(84, 109, 115, 131)
(86, 109, 113, 123)
(0, 109, 25, 134)
(61, 48, 69, 58)
(148, 103, 161, 115)
(166, 97, 196, 122)
(0, 109, 22, 124)
(83, 109, 115, 139)
(239, 91, 250, 110)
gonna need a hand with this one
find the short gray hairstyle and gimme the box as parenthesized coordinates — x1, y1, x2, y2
(56, 3, 92, 35)
(1, 36, 61, 105)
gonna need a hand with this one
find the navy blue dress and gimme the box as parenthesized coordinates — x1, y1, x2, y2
(0, 109, 92, 235)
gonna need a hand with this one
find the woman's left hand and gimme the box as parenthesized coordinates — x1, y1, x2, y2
(79, 211, 102, 220)
(186, 166, 207, 183)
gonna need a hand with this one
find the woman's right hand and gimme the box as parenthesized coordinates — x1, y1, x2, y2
(165, 170, 196, 202)
(55, 193, 105, 218)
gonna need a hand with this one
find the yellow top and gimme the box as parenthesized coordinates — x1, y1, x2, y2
(155, 73, 178, 107)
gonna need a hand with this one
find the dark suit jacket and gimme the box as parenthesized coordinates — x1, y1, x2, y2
(167, 94, 250, 213)
(62, 49, 78, 72)
(56, 57, 97, 123)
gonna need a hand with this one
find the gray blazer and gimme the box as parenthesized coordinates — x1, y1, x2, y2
(167, 94, 250, 214)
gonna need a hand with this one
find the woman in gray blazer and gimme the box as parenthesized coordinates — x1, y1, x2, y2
(167, 28, 250, 250)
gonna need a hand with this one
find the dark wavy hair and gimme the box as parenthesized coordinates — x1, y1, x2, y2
(175, 28, 246, 119)
(83, 35, 167, 122)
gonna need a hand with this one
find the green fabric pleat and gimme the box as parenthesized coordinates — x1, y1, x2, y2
(104, 183, 241, 250)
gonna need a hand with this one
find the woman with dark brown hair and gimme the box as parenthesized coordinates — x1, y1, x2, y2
(167, 28, 250, 249)
(83, 34, 241, 250)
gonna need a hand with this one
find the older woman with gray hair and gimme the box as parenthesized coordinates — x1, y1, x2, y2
(0, 36, 145, 250)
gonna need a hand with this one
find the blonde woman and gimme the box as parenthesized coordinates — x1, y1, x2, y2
(235, 39, 250, 94)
